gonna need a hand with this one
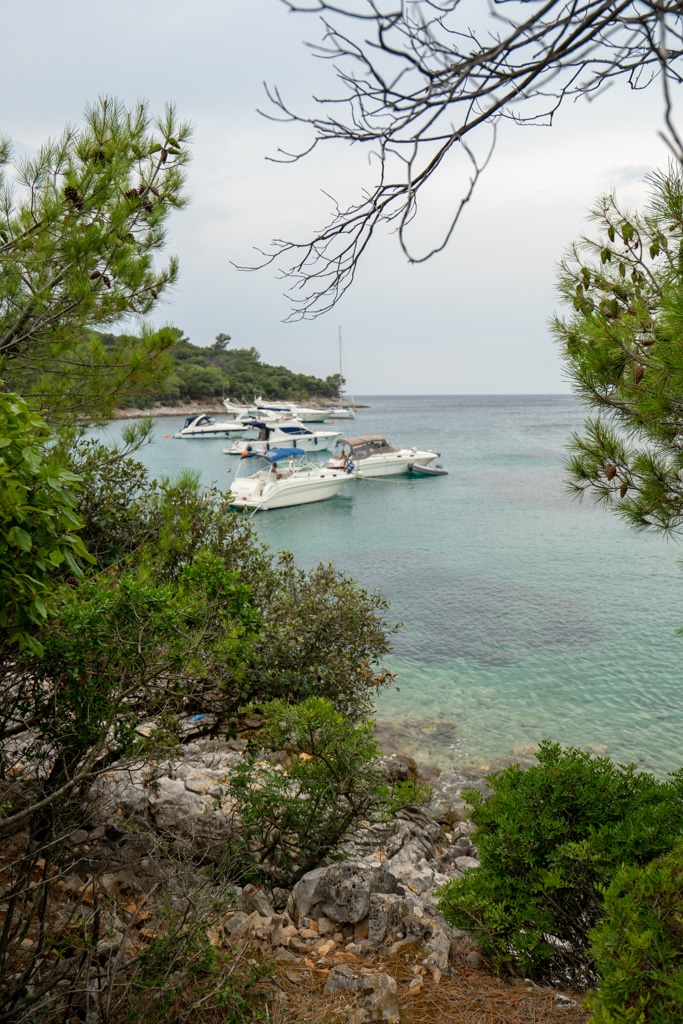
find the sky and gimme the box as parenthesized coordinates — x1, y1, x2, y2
(1, 1, 676, 394)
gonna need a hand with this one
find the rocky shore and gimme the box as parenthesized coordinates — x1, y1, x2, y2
(48, 739, 587, 1024)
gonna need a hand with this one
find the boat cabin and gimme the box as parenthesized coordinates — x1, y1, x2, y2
(242, 419, 316, 442)
(335, 435, 399, 459)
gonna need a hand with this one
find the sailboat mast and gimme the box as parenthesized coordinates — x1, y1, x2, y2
(338, 326, 343, 398)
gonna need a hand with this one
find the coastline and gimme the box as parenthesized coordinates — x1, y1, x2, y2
(113, 400, 228, 419)
(113, 399, 369, 419)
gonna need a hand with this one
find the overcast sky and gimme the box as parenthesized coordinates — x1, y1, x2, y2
(2, 1, 676, 394)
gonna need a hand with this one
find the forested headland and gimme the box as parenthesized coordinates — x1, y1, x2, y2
(99, 328, 345, 407)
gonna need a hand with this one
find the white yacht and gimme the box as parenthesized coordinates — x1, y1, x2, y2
(327, 435, 440, 477)
(228, 448, 349, 511)
(223, 419, 341, 454)
(253, 397, 330, 423)
(222, 398, 254, 417)
(173, 413, 250, 438)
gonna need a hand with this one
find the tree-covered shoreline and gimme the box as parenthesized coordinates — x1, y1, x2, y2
(99, 328, 346, 408)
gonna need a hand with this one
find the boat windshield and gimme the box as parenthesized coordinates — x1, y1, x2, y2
(184, 415, 213, 428)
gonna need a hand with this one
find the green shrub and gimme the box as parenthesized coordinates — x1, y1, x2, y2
(0, 391, 91, 652)
(586, 840, 683, 1023)
(227, 697, 425, 887)
(438, 741, 683, 989)
(65, 439, 399, 717)
(128, 920, 271, 1023)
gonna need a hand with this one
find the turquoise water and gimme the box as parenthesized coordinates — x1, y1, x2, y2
(101, 396, 683, 776)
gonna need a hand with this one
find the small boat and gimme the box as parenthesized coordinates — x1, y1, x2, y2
(328, 435, 440, 478)
(323, 404, 356, 420)
(223, 419, 341, 454)
(228, 447, 349, 511)
(173, 413, 249, 438)
(408, 462, 448, 476)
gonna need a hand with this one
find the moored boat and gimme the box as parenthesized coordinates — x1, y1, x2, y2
(328, 435, 440, 477)
(227, 447, 349, 511)
(408, 461, 448, 476)
(173, 413, 250, 438)
(223, 419, 341, 454)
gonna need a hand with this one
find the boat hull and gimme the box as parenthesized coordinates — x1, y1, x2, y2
(175, 424, 248, 438)
(408, 462, 448, 476)
(354, 453, 436, 477)
(225, 433, 340, 454)
(329, 449, 438, 478)
(229, 469, 347, 510)
(326, 407, 356, 419)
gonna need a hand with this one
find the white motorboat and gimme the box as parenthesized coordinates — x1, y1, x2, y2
(253, 397, 330, 423)
(173, 413, 250, 438)
(223, 419, 341, 454)
(323, 404, 356, 420)
(328, 435, 440, 477)
(290, 404, 333, 423)
(222, 397, 254, 417)
(227, 447, 349, 511)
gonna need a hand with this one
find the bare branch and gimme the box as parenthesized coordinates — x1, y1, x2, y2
(248, 0, 683, 318)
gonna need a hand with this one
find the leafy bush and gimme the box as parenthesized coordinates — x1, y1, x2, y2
(0, 390, 91, 652)
(246, 554, 398, 718)
(65, 438, 398, 717)
(438, 741, 683, 989)
(586, 840, 683, 1023)
(227, 697, 422, 887)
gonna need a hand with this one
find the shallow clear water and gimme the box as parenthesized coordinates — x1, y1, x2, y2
(100, 396, 683, 776)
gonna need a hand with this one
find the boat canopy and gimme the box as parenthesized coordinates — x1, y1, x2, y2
(240, 447, 306, 461)
(336, 435, 399, 454)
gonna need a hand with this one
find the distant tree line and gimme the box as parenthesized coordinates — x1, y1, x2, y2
(97, 328, 344, 406)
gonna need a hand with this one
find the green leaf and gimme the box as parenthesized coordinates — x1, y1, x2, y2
(7, 526, 32, 551)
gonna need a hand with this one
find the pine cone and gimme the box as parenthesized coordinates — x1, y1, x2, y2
(633, 364, 644, 384)
(604, 464, 617, 480)
(63, 185, 84, 210)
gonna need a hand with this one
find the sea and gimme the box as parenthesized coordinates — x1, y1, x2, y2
(97, 395, 683, 778)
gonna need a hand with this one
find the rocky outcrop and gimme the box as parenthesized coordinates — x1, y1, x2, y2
(92, 741, 244, 859)
(291, 863, 403, 924)
(84, 738, 488, 1023)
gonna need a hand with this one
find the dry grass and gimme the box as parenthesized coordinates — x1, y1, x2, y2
(263, 942, 590, 1024)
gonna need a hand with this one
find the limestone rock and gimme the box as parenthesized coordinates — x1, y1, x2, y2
(425, 768, 491, 827)
(368, 891, 454, 972)
(292, 863, 401, 924)
(454, 856, 480, 872)
(377, 753, 417, 783)
(243, 885, 276, 918)
(324, 965, 400, 1023)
